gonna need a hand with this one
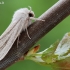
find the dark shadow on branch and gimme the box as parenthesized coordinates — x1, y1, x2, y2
(0, 0, 70, 70)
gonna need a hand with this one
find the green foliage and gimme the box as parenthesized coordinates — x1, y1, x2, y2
(25, 33, 70, 70)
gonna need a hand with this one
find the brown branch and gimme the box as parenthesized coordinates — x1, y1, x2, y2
(0, 0, 70, 70)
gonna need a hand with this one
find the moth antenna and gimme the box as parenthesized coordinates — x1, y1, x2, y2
(26, 27, 31, 39)
(28, 6, 32, 12)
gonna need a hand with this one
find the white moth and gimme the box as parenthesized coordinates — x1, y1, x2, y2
(0, 7, 42, 60)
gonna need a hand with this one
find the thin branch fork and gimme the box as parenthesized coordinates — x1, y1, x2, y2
(0, 0, 70, 70)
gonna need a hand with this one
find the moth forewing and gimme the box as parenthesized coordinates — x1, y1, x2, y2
(0, 18, 25, 60)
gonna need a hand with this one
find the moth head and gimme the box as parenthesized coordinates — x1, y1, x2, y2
(28, 11, 34, 17)
(28, 6, 35, 18)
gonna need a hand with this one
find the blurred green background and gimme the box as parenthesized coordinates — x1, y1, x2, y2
(0, 0, 70, 70)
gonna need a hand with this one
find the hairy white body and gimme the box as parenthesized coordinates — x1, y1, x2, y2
(0, 8, 38, 60)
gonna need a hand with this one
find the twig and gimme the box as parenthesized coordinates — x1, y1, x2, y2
(0, 0, 70, 70)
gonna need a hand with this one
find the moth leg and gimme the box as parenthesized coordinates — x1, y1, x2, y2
(26, 27, 31, 39)
(17, 35, 21, 48)
(30, 17, 45, 21)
